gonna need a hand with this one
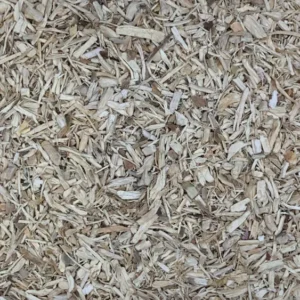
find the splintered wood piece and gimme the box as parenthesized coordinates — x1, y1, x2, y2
(116, 190, 142, 200)
(73, 36, 97, 58)
(227, 141, 246, 160)
(258, 261, 284, 273)
(41, 141, 61, 166)
(231, 22, 244, 32)
(226, 211, 251, 233)
(24, 5, 44, 22)
(116, 26, 165, 42)
(230, 198, 250, 212)
(244, 15, 267, 39)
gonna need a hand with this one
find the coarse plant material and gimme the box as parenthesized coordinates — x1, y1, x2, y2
(0, 0, 299, 299)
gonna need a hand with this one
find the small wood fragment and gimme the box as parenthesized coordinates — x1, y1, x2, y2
(244, 15, 267, 39)
(116, 26, 165, 42)
(41, 141, 61, 166)
(73, 36, 98, 58)
(226, 211, 251, 233)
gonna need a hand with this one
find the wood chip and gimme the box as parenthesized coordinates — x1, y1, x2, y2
(227, 141, 247, 160)
(226, 211, 251, 233)
(73, 36, 97, 58)
(116, 191, 142, 200)
(41, 141, 61, 166)
(231, 22, 244, 33)
(230, 198, 250, 212)
(244, 15, 267, 39)
(191, 95, 207, 108)
(116, 26, 165, 42)
(24, 5, 44, 22)
(258, 260, 284, 273)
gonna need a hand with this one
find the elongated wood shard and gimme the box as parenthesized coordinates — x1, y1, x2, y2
(116, 25, 165, 42)
(226, 211, 251, 233)
(41, 141, 61, 166)
(244, 15, 267, 39)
